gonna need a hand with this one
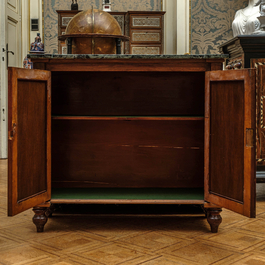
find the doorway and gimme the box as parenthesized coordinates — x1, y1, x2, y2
(0, 0, 28, 159)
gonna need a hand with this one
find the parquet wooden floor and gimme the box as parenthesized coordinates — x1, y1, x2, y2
(1, 159, 265, 265)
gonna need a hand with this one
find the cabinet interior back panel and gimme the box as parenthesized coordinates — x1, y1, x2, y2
(52, 119, 204, 188)
(51, 72, 205, 116)
(17, 80, 47, 201)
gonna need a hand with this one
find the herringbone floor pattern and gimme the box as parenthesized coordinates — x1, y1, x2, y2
(1, 159, 265, 265)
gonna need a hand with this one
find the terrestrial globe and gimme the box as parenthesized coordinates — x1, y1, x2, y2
(59, 9, 129, 54)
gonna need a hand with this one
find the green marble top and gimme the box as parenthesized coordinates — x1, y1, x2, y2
(27, 54, 228, 60)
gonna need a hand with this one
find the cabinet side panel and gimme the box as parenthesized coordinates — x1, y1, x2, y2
(210, 80, 244, 202)
(17, 80, 47, 201)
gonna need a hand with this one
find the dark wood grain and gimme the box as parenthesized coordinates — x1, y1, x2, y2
(210, 80, 245, 202)
(52, 119, 204, 188)
(51, 71, 205, 116)
(17, 80, 47, 201)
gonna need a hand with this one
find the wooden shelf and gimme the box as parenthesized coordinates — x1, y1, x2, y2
(51, 116, 205, 121)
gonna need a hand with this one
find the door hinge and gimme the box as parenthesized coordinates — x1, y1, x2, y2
(246, 128, 254, 147)
(8, 123, 16, 140)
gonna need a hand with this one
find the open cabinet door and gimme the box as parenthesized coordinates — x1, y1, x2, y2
(8, 67, 51, 216)
(205, 69, 256, 218)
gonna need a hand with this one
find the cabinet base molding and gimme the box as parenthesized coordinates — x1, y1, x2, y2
(31, 203, 223, 233)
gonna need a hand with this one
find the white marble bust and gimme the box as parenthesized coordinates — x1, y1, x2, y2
(232, 0, 261, 36)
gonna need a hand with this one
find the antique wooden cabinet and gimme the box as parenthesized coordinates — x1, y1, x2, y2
(57, 10, 165, 54)
(128, 11, 165, 55)
(219, 35, 265, 69)
(219, 36, 265, 182)
(8, 55, 256, 233)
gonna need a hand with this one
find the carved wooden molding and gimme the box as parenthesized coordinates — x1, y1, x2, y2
(261, 96, 265, 129)
(225, 58, 243, 70)
(254, 60, 265, 164)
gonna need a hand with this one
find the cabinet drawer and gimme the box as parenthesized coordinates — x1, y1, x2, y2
(131, 45, 161, 55)
(131, 15, 162, 28)
(61, 16, 74, 27)
(131, 30, 161, 43)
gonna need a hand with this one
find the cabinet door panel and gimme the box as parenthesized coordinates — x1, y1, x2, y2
(205, 69, 256, 217)
(8, 67, 51, 216)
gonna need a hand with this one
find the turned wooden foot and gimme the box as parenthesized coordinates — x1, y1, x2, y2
(32, 207, 48, 232)
(206, 208, 222, 233)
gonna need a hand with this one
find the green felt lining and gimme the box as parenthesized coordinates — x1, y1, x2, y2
(51, 188, 204, 200)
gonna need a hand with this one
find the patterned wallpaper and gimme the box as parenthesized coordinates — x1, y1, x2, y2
(44, 0, 161, 54)
(191, 0, 248, 54)
(45, 0, 249, 55)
